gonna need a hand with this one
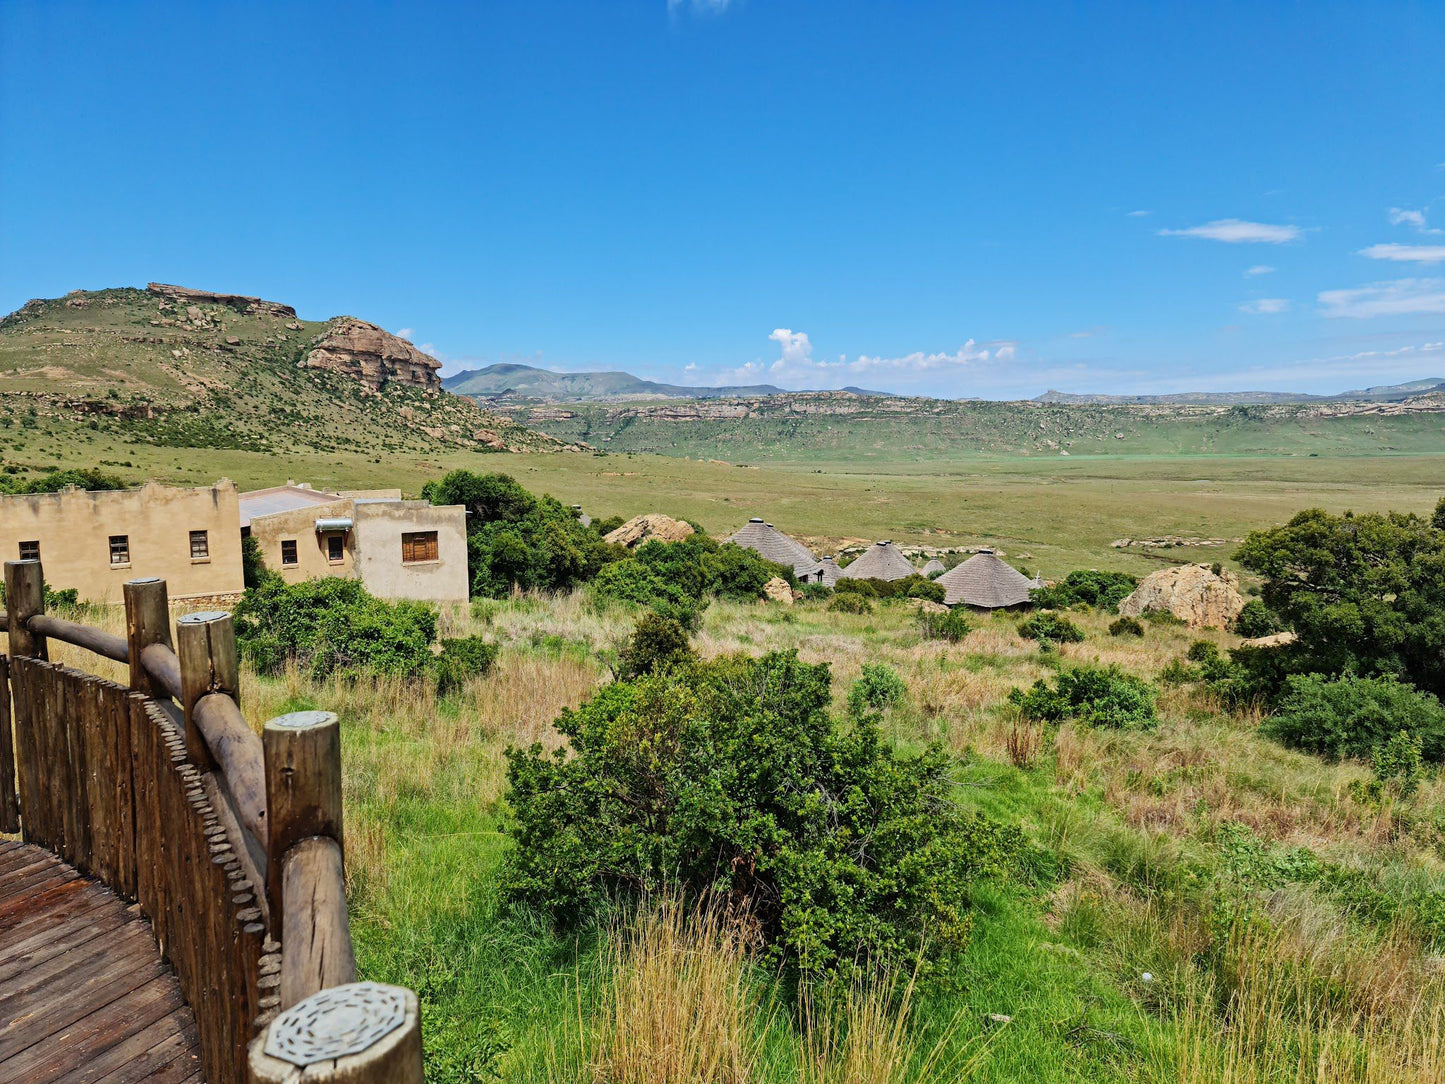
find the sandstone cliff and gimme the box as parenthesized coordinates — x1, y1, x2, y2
(147, 282, 296, 318)
(303, 318, 442, 392)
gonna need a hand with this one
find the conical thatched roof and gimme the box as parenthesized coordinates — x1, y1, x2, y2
(920, 558, 946, 577)
(840, 540, 916, 582)
(727, 518, 824, 581)
(937, 550, 1038, 608)
(819, 555, 843, 586)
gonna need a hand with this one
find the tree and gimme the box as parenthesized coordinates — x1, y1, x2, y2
(1031, 570, 1137, 612)
(1235, 508, 1445, 698)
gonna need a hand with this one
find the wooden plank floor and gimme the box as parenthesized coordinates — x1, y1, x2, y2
(0, 839, 203, 1083)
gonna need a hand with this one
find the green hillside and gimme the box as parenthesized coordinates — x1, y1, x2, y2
(498, 393, 1445, 462)
(0, 287, 569, 488)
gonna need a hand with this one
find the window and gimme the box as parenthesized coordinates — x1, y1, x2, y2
(18, 540, 39, 561)
(109, 535, 130, 566)
(402, 531, 438, 564)
(190, 530, 209, 560)
(281, 539, 298, 566)
(327, 535, 344, 563)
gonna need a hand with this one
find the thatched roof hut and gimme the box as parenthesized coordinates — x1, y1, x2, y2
(937, 550, 1039, 609)
(840, 540, 916, 582)
(920, 558, 946, 578)
(727, 518, 825, 582)
(819, 555, 843, 586)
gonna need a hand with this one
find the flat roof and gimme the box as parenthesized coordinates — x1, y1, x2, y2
(238, 485, 344, 527)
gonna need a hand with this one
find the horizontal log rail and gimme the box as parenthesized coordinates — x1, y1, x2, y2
(1, 559, 422, 1083)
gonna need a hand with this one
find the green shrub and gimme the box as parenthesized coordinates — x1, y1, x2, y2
(434, 636, 499, 694)
(1009, 664, 1157, 729)
(1018, 612, 1085, 643)
(1266, 674, 1445, 763)
(1187, 640, 1222, 664)
(241, 533, 272, 590)
(503, 650, 1019, 978)
(1232, 598, 1280, 639)
(1031, 570, 1138, 612)
(1350, 730, 1426, 805)
(0, 467, 126, 495)
(1108, 616, 1144, 637)
(616, 612, 696, 679)
(799, 582, 832, 602)
(593, 535, 788, 609)
(847, 663, 908, 718)
(1143, 608, 1186, 626)
(827, 593, 872, 615)
(833, 578, 877, 598)
(918, 607, 971, 642)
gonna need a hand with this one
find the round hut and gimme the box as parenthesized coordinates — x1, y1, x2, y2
(839, 540, 917, 582)
(726, 517, 825, 583)
(819, 555, 843, 587)
(920, 558, 946, 578)
(937, 549, 1039, 609)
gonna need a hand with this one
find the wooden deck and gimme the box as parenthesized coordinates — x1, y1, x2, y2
(0, 839, 203, 1083)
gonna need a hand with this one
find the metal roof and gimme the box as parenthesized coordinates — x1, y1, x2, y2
(238, 485, 344, 527)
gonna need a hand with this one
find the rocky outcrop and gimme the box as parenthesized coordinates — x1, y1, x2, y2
(1240, 630, 1297, 649)
(763, 577, 795, 605)
(1118, 564, 1247, 629)
(604, 513, 696, 548)
(147, 282, 296, 318)
(302, 318, 442, 392)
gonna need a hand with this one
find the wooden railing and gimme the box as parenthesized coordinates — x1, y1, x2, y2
(1, 559, 423, 1084)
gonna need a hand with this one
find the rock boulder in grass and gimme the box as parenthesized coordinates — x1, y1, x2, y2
(603, 513, 696, 548)
(1118, 564, 1246, 629)
(763, 577, 795, 605)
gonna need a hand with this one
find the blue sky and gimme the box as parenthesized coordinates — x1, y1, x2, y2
(2, 1, 1443, 399)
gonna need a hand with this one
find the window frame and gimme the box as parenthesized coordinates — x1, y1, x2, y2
(18, 540, 39, 562)
(326, 534, 345, 564)
(109, 534, 130, 567)
(401, 531, 439, 564)
(281, 539, 299, 567)
(189, 529, 210, 561)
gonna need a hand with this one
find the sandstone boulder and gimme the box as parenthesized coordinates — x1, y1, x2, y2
(1240, 630, 1297, 649)
(763, 577, 795, 605)
(302, 317, 442, 391)
(604, 513, 695, 548)
(1118, 564, 1246, 629)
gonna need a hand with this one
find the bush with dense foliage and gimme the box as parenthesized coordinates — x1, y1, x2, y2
(918, 606, 971, 642)
(847, 663, 908, 718)
(1018, 612, 1085, 643)
(503, 650, 1019, 978)
(1236, 507, 1445, 698)
(1009, 664, 1157, 729)
(233, 577, 494, 690)
(615, 612, 696, 679)
(1108, 616, 1144, 637)
(827, 592, 872, 615)
(593, 535, 789, 610)
(1030, 569, 1137, 612)
(1265, 673, 1445, 763)
(422, 469, 618, 598)
(0, 467, 126, 495)
(1232, 598, 1281, 639)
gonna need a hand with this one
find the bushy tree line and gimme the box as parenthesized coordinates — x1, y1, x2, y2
(1030, 569, 1137, 612)
(0, 467, 127, 495)
(593, 534, 790, 613)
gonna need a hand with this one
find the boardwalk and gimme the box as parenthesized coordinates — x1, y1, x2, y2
(0, 840, 202, 1083)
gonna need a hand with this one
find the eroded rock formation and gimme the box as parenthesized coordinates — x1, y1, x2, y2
(1118, 564, 1246, 629)
(603, 513, 696, 548)
(302, 318, 442, 391)
(147, 282, 296, 318)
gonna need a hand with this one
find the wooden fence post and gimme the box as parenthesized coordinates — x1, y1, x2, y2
(124, 577, 171, 697)
(247, 982, 423, 1084)
(5, 559, 47, 660)
(176, 611, 238, 771)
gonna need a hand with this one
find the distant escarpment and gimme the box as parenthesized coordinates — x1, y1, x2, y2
(304, 317, 442, 392)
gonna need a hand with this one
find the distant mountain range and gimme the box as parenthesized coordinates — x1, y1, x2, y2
(1033, 378, 1445, 406)
(442, 363, 889, 401)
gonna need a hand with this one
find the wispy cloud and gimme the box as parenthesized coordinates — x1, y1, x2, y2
(1389, 207, 1429, 230)
(1240, 298, 1289, 315)
(718, 329, 1017, 388)
(1359, 243, 1445, 264)
(1158, 218, 1302, 244)
(1127, 210, 1150, 217)
(396, 327, 415, 339)
(1245, 265, 1275, 277)
(668, 0, 734, 15)
(1319, 278, 1445, 318)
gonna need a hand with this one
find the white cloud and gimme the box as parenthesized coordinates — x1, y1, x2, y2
(1318, 278, 1445, 318)
(1240, 298, 1289, 315)
(396, 327, 415, 339)
(1245, 265, 1275, 277)
(1127, 210, 1150, 217)
(684, 362, 698, 372)
(715, 329, 1017, 388)
(668, 0, 734, 14)
(1158, 218, 1302, 243)
(1389, 207, 1429, 230)
(1359, 243, 1445, 264)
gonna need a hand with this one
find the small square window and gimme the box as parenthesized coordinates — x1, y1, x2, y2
(281, 539, 298, 566)
(18, 540, 39, 561)
(109, 535, 130, 566)
(190, 530, 209, 559)
(327, 535, 344, 563)
(402, 531, 438, 564)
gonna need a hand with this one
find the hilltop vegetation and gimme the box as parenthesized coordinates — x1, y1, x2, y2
(0, 287, 567, 484)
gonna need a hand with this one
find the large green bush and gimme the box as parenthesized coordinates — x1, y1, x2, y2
(615, 612, 696, 679)
(422, 469, 617, 598)
(1010, 664, 1157, 729)
(1031, 570, 1138, 612)
(233, 577, 494, 690)
(1266, 673, 1445, 763)
(593, 535, 789, 610)
(503, 650, 1018, 978)
(1232, 598, 1280, 639)
(1236, 507, 1445, 698)
(1018, 612, 1085, 643)
(0, 467, 126, 495)
(918, 607, 971, 642)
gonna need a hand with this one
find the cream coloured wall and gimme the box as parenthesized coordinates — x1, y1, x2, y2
(246, 498, 358, 585)
(352, 501, 468, 603)
(0, 481, 244, 603)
